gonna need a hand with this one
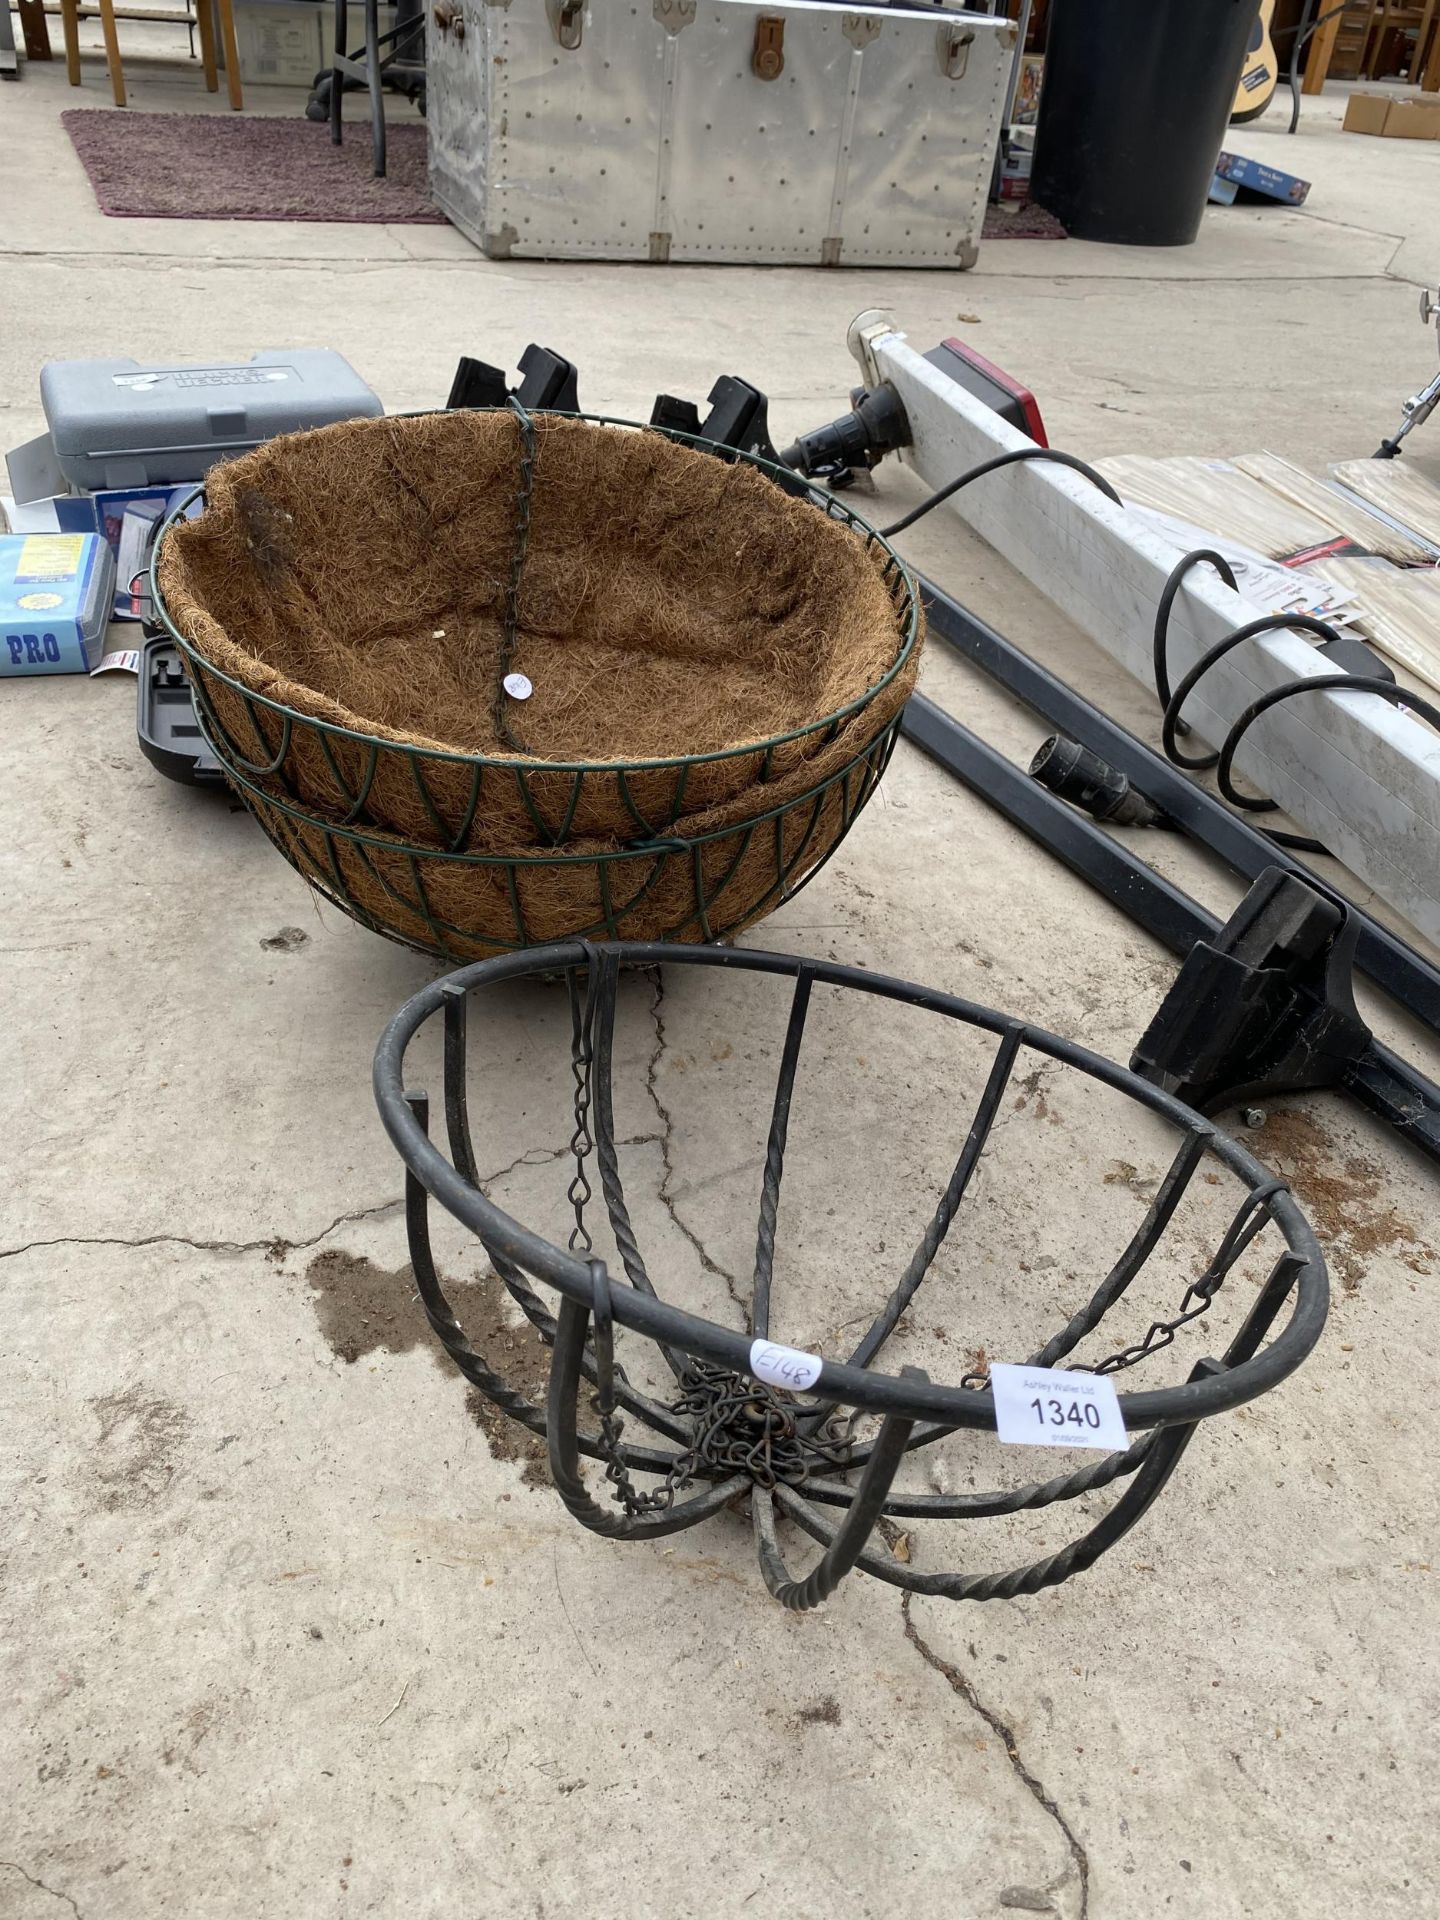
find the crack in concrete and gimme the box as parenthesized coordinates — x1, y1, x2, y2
(900, 1594, 1090, 1920)
(0, 1861, 83, 1919)
(0, 1130, 681, 1273)
(479, 1143, 571, 1188)
(0, 1116, 660, 1273)
(0, 1197, 403, 1268)
(643, 969, 750, 1327)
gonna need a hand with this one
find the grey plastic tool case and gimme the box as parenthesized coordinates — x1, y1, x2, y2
(427, 1, 1015, 268)
(39, 351, 384, 490)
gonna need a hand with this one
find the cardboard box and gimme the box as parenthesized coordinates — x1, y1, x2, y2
(1343, 92, 1391, 134)
(231, 0, 324, 88)
(1, 533, 115, 676)
(1344, 91, 1440, 139)
(1385, 98, 1440, 139)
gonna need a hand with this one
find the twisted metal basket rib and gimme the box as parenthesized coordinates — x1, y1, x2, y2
(374, 940, 1329, 1613)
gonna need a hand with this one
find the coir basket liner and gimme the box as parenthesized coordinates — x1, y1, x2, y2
(154, 409, 922, 957)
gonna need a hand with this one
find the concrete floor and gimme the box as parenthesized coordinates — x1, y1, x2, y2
(2, 49, 1439, 1920)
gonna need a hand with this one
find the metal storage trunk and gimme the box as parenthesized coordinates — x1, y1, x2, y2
(427, 2, 1016, 268)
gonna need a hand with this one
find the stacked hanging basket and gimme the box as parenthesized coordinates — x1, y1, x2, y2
(153, 408, 922, 959)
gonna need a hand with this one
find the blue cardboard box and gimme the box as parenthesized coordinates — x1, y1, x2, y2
(1, 532, 116, 675)
(1210, 151, 1312, 207)
(54, 485, 184, 555)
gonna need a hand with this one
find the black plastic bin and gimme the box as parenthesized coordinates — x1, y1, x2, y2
(1030, 0, 1257, 246)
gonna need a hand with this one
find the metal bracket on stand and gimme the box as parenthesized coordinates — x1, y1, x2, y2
(447, 344, 581, 414)
(899, 689, 1440, 1165)
(1131, 870, 1370, 1115)
(650, 375, 782, 464)
(649, 376, 816, 497)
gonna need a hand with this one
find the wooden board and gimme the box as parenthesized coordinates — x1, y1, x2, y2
(1303, 2, 1344, 91)
(859, 320, 1440, 943)
(1312, 557, 1440, 694)
(18, 0, 52, 59)
(1331, 458, 1440, 549)
(1234, 451, 1436, 563)
(1098, 454, 1341, 558)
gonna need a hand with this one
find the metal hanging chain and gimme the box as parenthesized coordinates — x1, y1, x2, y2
(586, 1258, 688, 1517)
(565, 960, 855, 1516)
(669, 1363, 856, 1490)
(945, 1181, 1290, 1393)
(568, 962, 687, 1516)
(494, 395, 537, 753)
(1080, 1271, 1225, 1377)
(566, 962, 598, 1257)
(1075, 1179, 1286, 1378)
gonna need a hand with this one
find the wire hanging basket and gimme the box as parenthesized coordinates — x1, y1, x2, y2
(150, 408, 922, 959)
(374, 940, 1329, 1613)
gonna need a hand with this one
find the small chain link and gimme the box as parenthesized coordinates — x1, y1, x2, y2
(954, 1271, 1230, 1394)
(1078, 1272, 1224, 1377)
(593, 1401, 696, 1517)
(566, 967, 595, 1258)
(1073, 1182, 1281, 1377)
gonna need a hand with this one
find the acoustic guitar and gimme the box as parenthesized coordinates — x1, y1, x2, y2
(1232, 0, 1280, 123)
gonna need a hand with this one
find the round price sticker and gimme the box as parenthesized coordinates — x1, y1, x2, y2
(749, 1339, 823, 1394)
(503, 672, 533, 700)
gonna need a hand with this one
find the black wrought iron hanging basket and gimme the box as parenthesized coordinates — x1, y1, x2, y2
(374, 941, 1328, 1612)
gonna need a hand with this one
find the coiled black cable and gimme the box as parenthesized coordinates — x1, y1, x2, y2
(1153, 550, 1440, 856)
(1219, 675, 1440, 806)
(877, 445, 1122, 539)
(1151, 549, 1237, 719)
(877, 451, 1438, 862)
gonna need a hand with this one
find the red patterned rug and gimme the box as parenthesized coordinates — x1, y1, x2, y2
(982, 201, 1067, 240)
(62, 110, 443, 223)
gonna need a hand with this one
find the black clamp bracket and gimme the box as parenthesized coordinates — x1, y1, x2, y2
(1131, 868, 1371, 1116)
(650, 376, 816, 496)
(650, 375, 781, 463)
(447, 343, 580, 414)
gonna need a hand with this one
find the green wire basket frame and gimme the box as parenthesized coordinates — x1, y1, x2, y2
(149, 413, 922, 960)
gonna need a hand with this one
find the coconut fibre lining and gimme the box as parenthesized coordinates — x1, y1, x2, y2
(159, 410, 908, 767)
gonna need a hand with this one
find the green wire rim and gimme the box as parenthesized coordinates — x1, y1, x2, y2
(223, 714, 901, 957)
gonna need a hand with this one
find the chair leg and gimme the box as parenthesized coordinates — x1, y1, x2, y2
(98, 0, 126, 105)
(196, 0, 218, 91)
(18, 0, 54, 61)
(61, 0, 81, 84)
(1420, 7, 1440, 88)
(329, 0, 345, 144)
(1301, 3, 1339, 91)
(365, 0, 385, 177)
(216, 0, 242, 109)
